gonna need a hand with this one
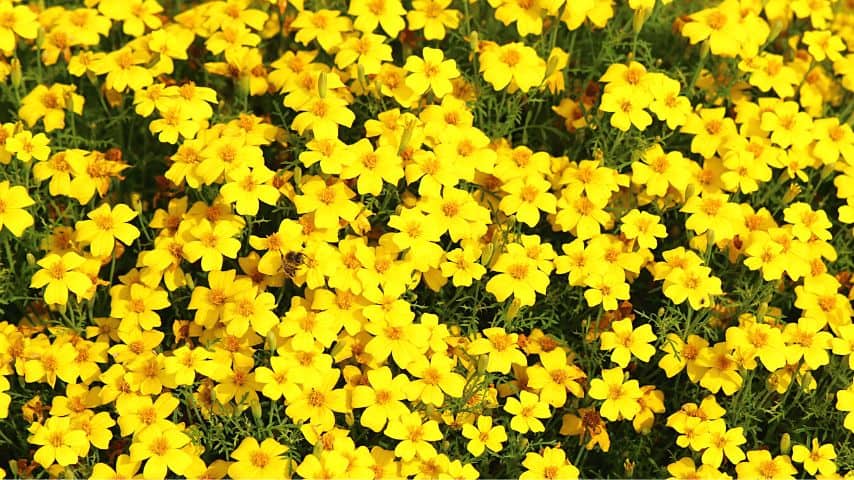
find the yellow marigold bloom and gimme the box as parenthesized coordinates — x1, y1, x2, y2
(792, 439, 836, 476)
(621, 210, 666, 249)
(666, 457, 729, 480)
(129, 424, 192, 480)
(19, 84, 85, 132)
(479, 42, 546, 92)
(735, 450, 797, 480)
(404, 47, 459, 98)
(99, 0, 164, 36)
(75, 203, 140, 258)
(681, 107, 736, 159)
(404, 353, 465, 407)
(500, 174, 557, 227)
(520, 446, 579, 480)
(30, 252, 94, 306)
(384, 411, 443, 461)
(291, 9, 352, 52)
(526, 348, 585, 407)
(584, 269, 630, 312)
(695, 342, 742, 395)
(588, 367, 643, 421)
(111, 283, 170, 332)
(182, 219, 242, 271)
(0, 180, 34, 237)
(406, 0, 460, 40)
(5, 130, 51, 162)
(490, 0, 561, 36)
(351, 366, 410, 432)
(599, 88, 652, 131)
(334, 33, 393, 75)
(467, 327, 527, 374)
(285, 368, 348, 432)
(294, 177, 362, 230)
(837, 383, 854, 432)
(725, 320, 786, 372)
(485, 248, 550, 307)
(648, 74, 692, 129)
(631, 144, 694, 198)
(760, 101, 813, 150)
(783, 317, 832, 370)
(600, 319, 656, 368)
(28, 416, 90, 468)
(91, 47, 154, 92)
(340, 139, 403, 196)
(461, 415, 506, 457)
(348, 0, 405, 37)
(90, 455, 142, 480)
(680, 0, 743, 57)
(503, 390, 550, 434)
(220, 165, 280, 216)
(560, 407, 611, 452)
(116, 392, 179, 437)
(228, 437, 292, 480)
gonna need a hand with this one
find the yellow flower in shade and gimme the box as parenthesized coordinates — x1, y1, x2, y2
(28, 416, 90, 468)
(735, 450, 797, 480)
(504, 390, 551, 434)
(228, 437, 292, 480)
(560, 407, 611, 452)
(479, 42, 546, 92)
(461, 416, 507, 457)
(404, 47, 460, 98)
(588, 367, 643, 421)
(385, 411, 443, 461)
(30, 252, 94, 305)
(0, 180, 34, 237)
(599, 319, 656, 368)
(695, 343, 742, 395)
(129, 424, 192, 480)
(467, 327, 527, 373)
(5, 130, 51, 162)
(792, 439, 836, 476)
(520, 447, 579, 480)
(75, 203, 140, 257)
(18, 84, 85, 132)
(351, 366, 410, 432)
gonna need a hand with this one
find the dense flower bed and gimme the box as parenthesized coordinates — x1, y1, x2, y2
(0, 0, 853, 478)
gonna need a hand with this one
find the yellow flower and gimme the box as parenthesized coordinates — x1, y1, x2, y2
(285, 368, 348, 432)
(406, 0, 460, 40)
(30, 252, 94, 305)
(5, 130, 51, 162)
(18, 84, 85, 132)
(479, 42, 546, 92)
(0, 180, 34, 237)
(503, 390, 550, 433)
(348, 0, 405, 37)
(600, 319, 656, 368)
(404, 47, 460, 98)
(588, 367, 643, 421)
(467, 327, 527, 374)
(182, 219, 242, 271)
(520, 447, 579, 480)
(620, 209, 667, 249)
(294, 177, 362, 230)
(28, 416, 90, 468)
(228, 437, 292, 480)
(128, 424, 192, 480)
(499, 174, 557, 227)
(351, 366, 410, 432)
(461, 416, 506, 457)
(526, 348, 585, 407)
(735, 450, 797, 480)
(792, 439, 836, 476)
(384, 411, 443, 461)
(485, 248, 550, 307)
(75, 203, 141, 257)
(404, 353, 466, 407)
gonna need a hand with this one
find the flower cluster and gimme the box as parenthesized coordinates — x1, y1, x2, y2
(0, 0, 853, 478)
